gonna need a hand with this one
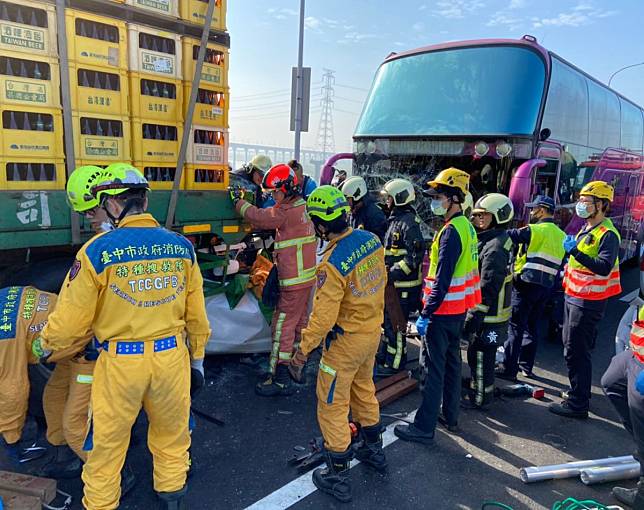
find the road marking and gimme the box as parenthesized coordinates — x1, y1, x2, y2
(244, 411, 417, 510)
(620, 289, 640, 303)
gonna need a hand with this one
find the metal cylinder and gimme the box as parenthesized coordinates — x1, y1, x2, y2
(580, 462, 641, 485)
(520, 455, 636, 483)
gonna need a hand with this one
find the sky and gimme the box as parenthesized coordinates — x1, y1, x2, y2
(227, 0, 644, 154)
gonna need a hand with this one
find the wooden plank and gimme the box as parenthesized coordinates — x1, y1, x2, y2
(0, 489, 42, 510)
(376, 378, 418, 407)
(0, 471, 56, 504)
(375, 371, 410, 392)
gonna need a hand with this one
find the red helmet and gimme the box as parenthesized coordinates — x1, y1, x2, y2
(262, 164, 299, 194)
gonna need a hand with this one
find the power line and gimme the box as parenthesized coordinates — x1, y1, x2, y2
(335, 95, 363, 104)
(233, 88, 290, 100)
(334, 107, 360, 115)
(335, 83, 369, 92)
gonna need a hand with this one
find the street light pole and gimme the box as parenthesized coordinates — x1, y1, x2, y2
(294, 0, 305, 161)
(608, 62, 644, 88)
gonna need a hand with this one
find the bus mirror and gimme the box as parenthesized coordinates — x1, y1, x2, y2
(539, 128, 551, 141)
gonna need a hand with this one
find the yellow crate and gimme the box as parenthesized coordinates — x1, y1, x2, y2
(181, 37, 228, 88)
(131, 119, 182, 162)
(135, 160, 185, 190)
(129, 72, 182, 122)
(182, 83, 227, 128)
(0, 0, 57, 58)
(185, 163, 228, 190)
(1, 157, 65, 190)
(0, 105, 64, 159)
(65, 9, 127, 69)
(125, 0, 179, 17)
(186, 125, 227, 165)
(70, 63, 129, 116)
(73, 114, 131, 162)
(0, 54, 60, 108)
(128, 23, 182, 79)
(179, 0, 226, 31)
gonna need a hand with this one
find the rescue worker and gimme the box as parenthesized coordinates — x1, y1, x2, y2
(497, 196, 566, 380)
(230, 164, 317, 396)
(462, 193, 514, 409)
(288, 186, 386, 503)
(287, 159, 317, 200)
(232, 154, 274, 208)
(602, 305, 644, 508)
(33, 163, 211, 509)
(331, 168, 347, 187)
(395, 168, 481, 444)
(377, 178, 425, 375)
(340, 175, 387, 242)
(550, 181, 621, 419)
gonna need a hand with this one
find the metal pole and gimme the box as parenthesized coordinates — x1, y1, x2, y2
(165, 0, 217, 229)
(608, 62, 644, 87)
(293, 0, 305, 161)
(56, 0, 81, 245)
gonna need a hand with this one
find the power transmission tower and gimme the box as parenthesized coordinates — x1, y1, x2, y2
(316, 69, 335, 161)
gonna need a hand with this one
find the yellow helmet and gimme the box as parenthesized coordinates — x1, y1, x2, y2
(580, 181, 614, 202)
(249, 154, 272, 174)
(381, 178, 415, 206)
(427, 167, 470, 195)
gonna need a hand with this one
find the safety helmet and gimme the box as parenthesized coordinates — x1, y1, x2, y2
(381, 178, 415, 206)
(262, 163, 299, 195)
(91, 163, 150, 203)
(340, 176, 368, 202)
(462, 192, 474, 218)
(249, 154, 272, 175)
(472, 193, 514, 225)
(427, 167, 470, 195)
(580, 180, 614, 202)
(307, 185, 350, 222)
(66, 165, 107, 212)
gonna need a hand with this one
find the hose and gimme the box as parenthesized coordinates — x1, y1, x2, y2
(480, 498, 620, 510)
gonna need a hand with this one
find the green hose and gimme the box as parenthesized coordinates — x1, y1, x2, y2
(481, 497, 613, 510)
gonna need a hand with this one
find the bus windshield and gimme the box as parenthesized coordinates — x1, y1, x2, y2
(355, 45, 547, 137)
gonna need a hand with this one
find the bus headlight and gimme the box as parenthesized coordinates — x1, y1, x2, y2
(474, 141, 489, 158)
(367, 141, 377, 154)
(496, 141, 512, 158)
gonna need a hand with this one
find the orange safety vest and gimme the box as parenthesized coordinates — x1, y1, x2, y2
(630, 307, 644, 363)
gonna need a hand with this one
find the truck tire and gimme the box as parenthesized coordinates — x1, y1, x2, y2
(1, 257, 74, 293)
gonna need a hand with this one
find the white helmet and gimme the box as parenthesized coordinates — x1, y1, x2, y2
(462, 192, 474, 217)
(340, 176, 367, 202)
(472, 193, 514, 225)
(381, 178, 415, 206)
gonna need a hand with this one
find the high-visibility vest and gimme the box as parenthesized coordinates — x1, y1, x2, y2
(423, 215, 482, 315)
(563, 219, 621, 301)
(630, 306, 644, 363)
(514, 221, 566, 286)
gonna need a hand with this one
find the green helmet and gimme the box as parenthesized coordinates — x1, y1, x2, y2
(306, 185, 350, 222)
(66, 165, 109, 212)
(91, 163, 150, 203)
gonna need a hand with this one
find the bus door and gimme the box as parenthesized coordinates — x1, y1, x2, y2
(534, 143, 562, 200)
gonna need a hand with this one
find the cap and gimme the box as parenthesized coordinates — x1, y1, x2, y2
(525, 195, 555, 211)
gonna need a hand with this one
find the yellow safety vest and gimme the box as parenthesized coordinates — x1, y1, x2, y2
(515, 221, 566, 286)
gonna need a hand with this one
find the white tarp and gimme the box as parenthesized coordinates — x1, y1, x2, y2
(205, 291, 272, 354)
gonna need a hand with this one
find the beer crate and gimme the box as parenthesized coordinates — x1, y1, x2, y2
(128, 23, 181, 80)
(184, 163, 228, 190)
(179, 0, 226, 31)
(72, 114, 131, 162)
(125, 0, 179, 18)
(129, 72, 182, 122)
(131, 119, 182, 162)
(1, 156, 65, 190)
(181, 37, 227, 88)
(136, 160, 185, 190)
(0, 106, 63, 159)
(65, 9, 127, 69)
(0, 0, 57, 58)
(186, 125, 227, 165)
(70, 63, 129, 116)
(182, 83, 227, 128)
(0, 54, 60, 108)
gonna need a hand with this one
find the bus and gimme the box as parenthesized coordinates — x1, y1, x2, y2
(325, 35, 644, 259)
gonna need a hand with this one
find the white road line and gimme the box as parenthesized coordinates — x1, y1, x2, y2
(244, 410, 417, 510)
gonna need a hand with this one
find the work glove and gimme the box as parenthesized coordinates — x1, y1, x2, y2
(563, 235, 577, 254)
(288, 349, 307, 383)
(415, 316, 430, 337)
(636, 371, 644, 396)
(463, 311, 485, 340)
(31, 336, 51, 363)
(190, 358, 205, 398)
(229, 185, 245, 206)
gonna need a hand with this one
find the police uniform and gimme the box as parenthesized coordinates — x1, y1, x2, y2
(40, 213, 211, 510)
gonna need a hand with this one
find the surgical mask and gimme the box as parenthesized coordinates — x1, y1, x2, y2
(431, 199, 448, 216)
(575, 202, 592, 219)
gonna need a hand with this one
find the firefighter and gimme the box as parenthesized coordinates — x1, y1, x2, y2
(288, 186, 386, 503)
(32, 163, 211, 510)
(462, 193, 514, 409)
(395, 168, 481, 444)
(550, 181, 621, 419)
(232, 154, 274, 208)
(230, 164, 317, 396)
(601, 305, 644, 508)
(377, 178, 425, 375)
(497, 196, 566, 380)
(287, 159, 318, 200)
(340, 175, 387, 242)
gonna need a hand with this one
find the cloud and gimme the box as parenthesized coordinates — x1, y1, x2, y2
(509, 0, 527, 8)
(434, 0, 485, 19)
(487, 11, 524, 30)
(394, 41, 406, 47)
(304, 16, 322, 31)
(338, 32, 378, 44)
(412, 22, 425, 32)
(532, 3, 618, 28)
(419, 4, 428, 10)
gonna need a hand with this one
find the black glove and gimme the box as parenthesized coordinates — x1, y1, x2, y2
(463, 311, 485, 339)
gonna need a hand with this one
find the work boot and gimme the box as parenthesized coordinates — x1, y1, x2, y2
(120, 461, 137, 499)
(613, 477, 644, 508)
(39, 445, 83, 479)
(255, 365, 294, 397)
(353, 423, 387, 472)
(312, 449, 353, 503)
(438, 413, 460, 432)
(393, 424, 435, 446)
(157, 486, 187, 510)
(494, 364, 518, 383)
(548, 401, 588, 419)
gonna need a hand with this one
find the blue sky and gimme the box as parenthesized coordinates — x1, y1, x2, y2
(227, 0, 644, 153)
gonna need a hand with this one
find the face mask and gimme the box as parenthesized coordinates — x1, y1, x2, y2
(529, 211, 541, 224)
(575, 202, 592, 219)
(431, 199, 448, 216)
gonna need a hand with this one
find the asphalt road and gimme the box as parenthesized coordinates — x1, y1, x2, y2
(3, 266, 640, 510)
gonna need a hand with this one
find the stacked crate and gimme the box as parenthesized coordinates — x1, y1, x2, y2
(128, 23, 184, 189)
(0, 0, 65, 189)
(179, 0, 226, 32)
(65, 9, 131, 166)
